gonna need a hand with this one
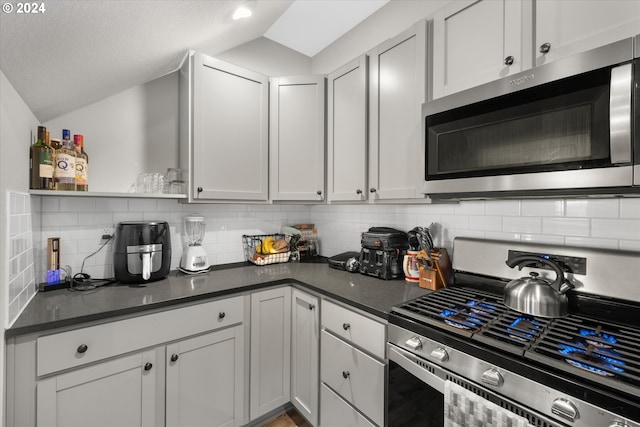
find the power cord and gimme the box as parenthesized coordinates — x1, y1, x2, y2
(70, 234, 116, 291)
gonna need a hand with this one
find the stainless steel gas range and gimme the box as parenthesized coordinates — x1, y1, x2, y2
(387, 237, 640, 427)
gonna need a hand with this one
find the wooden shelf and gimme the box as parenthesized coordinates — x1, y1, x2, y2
(28, 190, 187, 199)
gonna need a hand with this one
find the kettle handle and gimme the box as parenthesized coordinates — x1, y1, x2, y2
(505, 255, 565, 291)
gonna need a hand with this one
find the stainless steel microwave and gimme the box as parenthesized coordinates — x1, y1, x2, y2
(423, 36, 639, 199)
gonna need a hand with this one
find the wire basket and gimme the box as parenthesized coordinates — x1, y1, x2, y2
(242, 233, 300, 266)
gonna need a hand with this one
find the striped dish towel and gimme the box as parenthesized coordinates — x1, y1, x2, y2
(444, 380, 533, 427)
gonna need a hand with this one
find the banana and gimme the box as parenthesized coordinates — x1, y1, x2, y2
(262, 237, 275, 254)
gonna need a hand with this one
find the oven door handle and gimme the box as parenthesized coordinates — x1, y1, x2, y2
(609, 62, 632, 164)
(388, 344, 445, 394)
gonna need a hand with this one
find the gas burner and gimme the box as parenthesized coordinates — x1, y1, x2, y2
(558, 344, 625, 377)
(580, 325, 617, 349)
(507, 316, 544, 342)
(439, 308, 482, 330)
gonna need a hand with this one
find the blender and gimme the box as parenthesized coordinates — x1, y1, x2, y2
(179, 214, 210, 273)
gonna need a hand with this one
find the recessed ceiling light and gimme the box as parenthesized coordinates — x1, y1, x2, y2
(233, 6, 252, 20)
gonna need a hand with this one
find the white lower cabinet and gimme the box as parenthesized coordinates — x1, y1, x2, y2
(320, 300, 386, 427)
(166, 325, 245, 427)
(291, 289, 320, 426)
(320, 384, 375, 427)
(250, 287, 292, 420)
(7, 296, 247, 427)
(36, 348, 164, 427)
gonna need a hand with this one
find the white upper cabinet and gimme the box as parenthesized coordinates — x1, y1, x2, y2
(535, 0, 640, 66)
(269, 76, 326, 202)
(368, 20, 428, 200)
(327, 55, 369, 202)
(181, 52, 269, 202)
(432, 0, 531, 99)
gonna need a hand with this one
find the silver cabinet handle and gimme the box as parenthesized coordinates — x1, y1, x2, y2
(481, 368, 504, 387)
(342, 371, 350, 379)
(308, 303, 315, 310)
(369, 188, 377, 193)
(356, 189, 362, 195)
(539, 42, 551, 54)
(504, 55, 514, 66)
(342, 323, 350, 330)
(551, 398, 579, 422)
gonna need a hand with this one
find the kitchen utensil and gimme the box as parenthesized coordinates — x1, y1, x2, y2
(114, 221, 171, 283)
(180, 214, 210, 273)
(503, 255, 574, 317)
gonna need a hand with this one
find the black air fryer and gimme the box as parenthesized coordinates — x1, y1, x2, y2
(114, 221, 171, 283)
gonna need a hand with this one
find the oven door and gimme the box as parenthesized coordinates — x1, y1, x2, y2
(387, 344, 568, 427)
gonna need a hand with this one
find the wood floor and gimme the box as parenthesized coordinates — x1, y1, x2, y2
(260, 408, 312, 427)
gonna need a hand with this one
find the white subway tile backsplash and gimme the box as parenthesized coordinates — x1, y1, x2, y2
(128, 198, 158, 212)
(565, 236, 619, 249)
(7, 191, 36, 326)
(502, 216, 541, 234)
(521, 199, 565, 217)
(520, 234, 566, 245)
(485, 200, 520, 216)
(592, 219, 640, 240)
(469, 216, 502, 232)
(620, 199, 640, 219)
(542, 217, 590, 237)
(454, 201, 485, 215)
(566, 199, 619, 218)
(59, 197, 97, 212)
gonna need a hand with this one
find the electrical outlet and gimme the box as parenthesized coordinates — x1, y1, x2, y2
(101, 225, 115, 240)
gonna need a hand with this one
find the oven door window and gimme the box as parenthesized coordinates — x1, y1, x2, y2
(426, 67, 611, 180)
(388, 360, 444, 427)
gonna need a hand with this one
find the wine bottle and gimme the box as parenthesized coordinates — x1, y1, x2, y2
(54, 129, 76, 191)
(73, 134, 88, 191)
(29, 126, 54, 190)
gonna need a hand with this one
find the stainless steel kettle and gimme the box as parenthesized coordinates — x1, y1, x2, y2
(503, 255, 573, 318)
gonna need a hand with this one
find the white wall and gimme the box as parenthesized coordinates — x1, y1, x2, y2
(1, 70, 41, 425)
(215, 37, 313, 76)
(43, 72, 180, 193)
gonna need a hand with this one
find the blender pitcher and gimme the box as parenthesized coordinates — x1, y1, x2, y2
(179, 215, 210, 272)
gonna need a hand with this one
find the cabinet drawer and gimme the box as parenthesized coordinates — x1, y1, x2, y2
(37, 296, 244, 377)
(320, 330, 384, 426)
(320, 384, 376, 427)
(321, 300, 385, 358)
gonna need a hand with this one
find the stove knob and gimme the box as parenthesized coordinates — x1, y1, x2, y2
(551, 398, 579, 422)
(430, 347, 449, 363)
(405, 336, 423, 351)
(481, 368, 504, 387)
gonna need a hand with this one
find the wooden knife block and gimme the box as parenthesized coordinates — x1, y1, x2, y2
(418, 248, 453, 290)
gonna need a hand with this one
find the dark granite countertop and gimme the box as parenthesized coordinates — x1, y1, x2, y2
(6, 261, 430, 338)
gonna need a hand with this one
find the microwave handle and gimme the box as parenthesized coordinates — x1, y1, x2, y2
(609, 63, 632, 164)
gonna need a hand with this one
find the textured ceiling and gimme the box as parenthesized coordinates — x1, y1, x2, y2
(0, 0, 293, 122)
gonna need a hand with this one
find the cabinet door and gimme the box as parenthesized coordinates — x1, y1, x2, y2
(535, 0, 640, 66)
(291, 289, 319, 426)
(250, 287, 292, 420)
(327, 55, 369, 202)
(166, 325, 245, 427)
(432, 0, 530, 98)
(270, 76, 326, 201)
(36, 349, 163, 427)
(192, 54, 269, 201)
(368, 20, 427, 200)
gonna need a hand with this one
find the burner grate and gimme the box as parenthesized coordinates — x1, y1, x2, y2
(392, 287, 506, 337)
(526, 314, 640, 398)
